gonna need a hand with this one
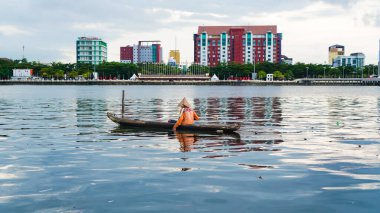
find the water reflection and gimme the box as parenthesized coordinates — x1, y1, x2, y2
(110, 127, 281, 156)
(114, 97, 284, 128)
(192, 97, 283, 126)
(2, 86, 380, 211)
(174, 132, 198, 152)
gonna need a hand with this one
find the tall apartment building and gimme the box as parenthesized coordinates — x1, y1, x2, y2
(328, 44, 345, 65)
(169, 50, 180, 64)
(120, 45, 133, 63)
(76, 37, 107, 65)
(193, 25, 282, 66)
(120, 41, 162, 64)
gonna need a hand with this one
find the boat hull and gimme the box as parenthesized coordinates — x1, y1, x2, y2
(107, 112, 240, 133)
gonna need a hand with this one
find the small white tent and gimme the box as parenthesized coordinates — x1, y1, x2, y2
(129, 74, 137, 80)
(211, 74, 219, 81)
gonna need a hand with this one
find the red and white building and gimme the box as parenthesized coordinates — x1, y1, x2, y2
(120, 45, 134, 63)
(194, 25, 282, 66)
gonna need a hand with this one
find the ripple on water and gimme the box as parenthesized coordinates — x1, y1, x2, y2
(0, 86, 380, 212)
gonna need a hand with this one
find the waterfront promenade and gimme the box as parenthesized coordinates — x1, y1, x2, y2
(1, 77, 380, 86)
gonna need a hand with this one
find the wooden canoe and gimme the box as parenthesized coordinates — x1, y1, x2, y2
(107, 112, 240, 133)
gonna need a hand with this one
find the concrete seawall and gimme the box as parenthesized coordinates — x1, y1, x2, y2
(0, 80, 298, 86)
(1, 79, 379, 86)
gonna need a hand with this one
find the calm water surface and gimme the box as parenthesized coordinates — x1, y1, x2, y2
(0, 85, 380, 212)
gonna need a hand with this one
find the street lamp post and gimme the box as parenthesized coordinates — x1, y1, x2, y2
(253, 53, 256, 80)
(306, 67, 309, 78)
(323, 67, 326, 78)
(342, 66, 345, 78)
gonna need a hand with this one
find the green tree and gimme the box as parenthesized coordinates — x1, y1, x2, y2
(55, 69, 65, 79)
(188, 64, 210, 75)
(258, 70, 266, 80)
(40, 67, 55, 78)
(273, 70, 284, 80)
(68, 70, 78, 79)
(284, 70, 294, 80)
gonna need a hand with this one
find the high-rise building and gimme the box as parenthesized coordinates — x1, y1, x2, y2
(169, 50, 180, 64)
(328, 45, 345, 65)
(193, 25, 282, 66)
(120, 45, 133, 63)
(76, 37, 107, 65)
(120, 41, 162, 64)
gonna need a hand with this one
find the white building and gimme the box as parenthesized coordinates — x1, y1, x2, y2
(333, 52, 365, 68)
(281, 55, 293, 65)
(12, 69, 33, 80)
(76, 37, 107, 65)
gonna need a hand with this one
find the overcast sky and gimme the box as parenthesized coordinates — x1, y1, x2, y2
(0, 0, 379, 64)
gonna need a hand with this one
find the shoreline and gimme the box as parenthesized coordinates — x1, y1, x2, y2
(1, 78, 380, 86)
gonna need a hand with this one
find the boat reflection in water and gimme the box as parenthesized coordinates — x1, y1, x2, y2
(110, 96, 284, 171)
(110, 126, 281, 171)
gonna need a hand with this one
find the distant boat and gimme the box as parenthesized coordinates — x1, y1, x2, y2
(107, 112, 240, 133)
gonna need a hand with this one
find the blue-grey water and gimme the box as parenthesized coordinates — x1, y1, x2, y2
(1, 85, 380, 212)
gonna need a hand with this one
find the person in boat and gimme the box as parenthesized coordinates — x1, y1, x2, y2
(172, 97, 199, 131)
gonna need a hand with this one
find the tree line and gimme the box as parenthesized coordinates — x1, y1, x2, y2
(0, 58, 378, 80)
(209, 62, 379, 80)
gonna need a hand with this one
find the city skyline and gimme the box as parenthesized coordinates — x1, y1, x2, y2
(0, 0, 379, 64)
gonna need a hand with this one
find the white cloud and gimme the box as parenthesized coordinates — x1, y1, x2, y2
(0, 25, 31, 36)
(145, 8, 228, 24)
(239, 1, 380, 64)
(71, 22, 113, 30)
(0, 0, 378, 64)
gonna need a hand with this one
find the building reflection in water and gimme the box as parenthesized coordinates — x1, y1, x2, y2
(191, 97, 283, 126)
(115, 96, 283, 130)
(76, 98, 108, 128)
